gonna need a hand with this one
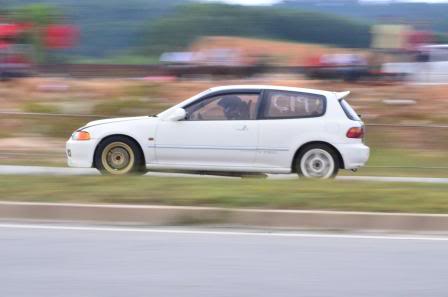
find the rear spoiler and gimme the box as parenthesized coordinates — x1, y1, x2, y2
(335, 91, 350, 100)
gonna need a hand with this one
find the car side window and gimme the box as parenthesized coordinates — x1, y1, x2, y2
(185, 93, 260, 121)
(261, 91, 325, 119)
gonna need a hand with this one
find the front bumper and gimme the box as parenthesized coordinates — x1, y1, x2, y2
(66, 138, 97, 168)
(335, 143, 370, 170)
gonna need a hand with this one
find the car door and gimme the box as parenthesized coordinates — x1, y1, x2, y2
(154, 91, 261, 169)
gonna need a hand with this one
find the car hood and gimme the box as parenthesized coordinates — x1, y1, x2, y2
(81, 116, 152, 130)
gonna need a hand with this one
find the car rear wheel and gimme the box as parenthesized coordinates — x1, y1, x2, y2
(95, 136, 146, 175)
(295, 144, 339, 179)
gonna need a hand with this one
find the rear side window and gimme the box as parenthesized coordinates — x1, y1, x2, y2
(339, 99, 361, 121)
(261, 91, 326, 119)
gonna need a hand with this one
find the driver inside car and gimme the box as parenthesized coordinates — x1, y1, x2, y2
(217, 95, 250, 120)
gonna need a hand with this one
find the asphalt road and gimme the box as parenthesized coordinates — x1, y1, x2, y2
(1, 164, 448, 183)
(1, 223, 448, 297)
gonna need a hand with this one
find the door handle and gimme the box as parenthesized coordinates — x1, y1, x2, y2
(236, 125, 248, 131)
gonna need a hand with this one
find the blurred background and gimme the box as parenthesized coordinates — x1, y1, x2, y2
(1, 0, 448, 179)
(3, 2, 448, 296)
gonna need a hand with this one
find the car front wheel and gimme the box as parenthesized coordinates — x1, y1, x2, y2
(95, 136, 146, 175)
(295, 144, 339, 179)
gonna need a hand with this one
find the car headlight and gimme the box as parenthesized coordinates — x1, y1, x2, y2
(71, 131, 91, 141)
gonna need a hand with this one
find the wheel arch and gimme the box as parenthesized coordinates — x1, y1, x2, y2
(93, 134, 146, 168)
(291, 141, 345, 171)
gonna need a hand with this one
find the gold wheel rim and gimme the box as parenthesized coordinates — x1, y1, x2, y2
(101, 142, 135, 175)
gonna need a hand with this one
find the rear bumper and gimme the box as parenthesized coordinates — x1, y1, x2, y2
(335, 143, 370, 170)
(66, 138, 96, 168)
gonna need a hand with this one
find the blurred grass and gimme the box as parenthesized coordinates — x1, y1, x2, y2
(367, 148, 448, 168)
(0, 158, 65, 167)
(93, 97, 169, 116)
(1, 176, 448, 213)
(124, 84, 163, 97)
(341, 148, 448, 177)
(342, 167, 448, 178)
(73, 54, 161, 65)
(19, 117, 85, 138)
(92, 84, 168, 116)
(365, 125, 448, 151)
(23, 102, 59, 114)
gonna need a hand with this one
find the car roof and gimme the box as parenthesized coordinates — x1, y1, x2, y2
(207, 85, 345, 100)
(157, 85, 349, 118)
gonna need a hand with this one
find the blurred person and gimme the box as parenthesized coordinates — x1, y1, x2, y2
(218, 95, 250, 120)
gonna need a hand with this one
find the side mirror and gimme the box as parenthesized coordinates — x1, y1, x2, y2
(166, 108, 186, 121)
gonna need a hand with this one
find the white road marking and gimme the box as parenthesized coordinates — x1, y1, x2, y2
(0, 165, 99, 176)
(1, 200, 448, 217)
(338, 175, 448, 184)
(0, 223, 448, 241)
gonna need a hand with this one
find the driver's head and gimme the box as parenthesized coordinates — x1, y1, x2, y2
(218, 95, 245, 120)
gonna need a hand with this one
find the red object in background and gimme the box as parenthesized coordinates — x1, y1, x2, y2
(0, 23, 31, 37)
(0, 24, 19, 37)
(304, 55, 322, 67)
(0, 41, 10, 49)
(406, 31, 434, 51)
(4, 54, 31, 64)
(16, 23, 33, 32)
(44, 25, 78, 49)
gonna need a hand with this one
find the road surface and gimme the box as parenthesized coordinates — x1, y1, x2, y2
(1, 164, 448, 183)
(1, 223, 448, 297)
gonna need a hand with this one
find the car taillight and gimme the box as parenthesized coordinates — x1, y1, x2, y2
(346, 127, 364, 139)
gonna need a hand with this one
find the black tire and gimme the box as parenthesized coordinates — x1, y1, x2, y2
(295, 144, 339, 179)
(94, 136, 146, 175)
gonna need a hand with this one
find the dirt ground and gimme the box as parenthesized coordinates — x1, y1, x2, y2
(190, 36, 375, 66)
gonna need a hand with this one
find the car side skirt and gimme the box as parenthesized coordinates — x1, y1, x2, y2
(146, 163, 291, 174)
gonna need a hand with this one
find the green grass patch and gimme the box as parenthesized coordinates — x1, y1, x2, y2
(338, 148, 448, 177)
(125, 84, 163, 97)
(93, 98, 169, 116)
(1, 176, 448, 213)
(367, 148, 448, 168)
(23, 102, 59, 114)
(73, 54, 160, 65)
(19, 118, 86, 138)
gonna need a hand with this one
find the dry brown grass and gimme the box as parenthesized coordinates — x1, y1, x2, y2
(2, 76, 448, 123)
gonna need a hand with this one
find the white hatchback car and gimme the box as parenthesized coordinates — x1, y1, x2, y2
(67, 85, 369, 178)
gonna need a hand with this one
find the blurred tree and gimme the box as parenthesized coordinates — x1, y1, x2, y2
(144, 3, 372, 55)
(13, 4, 62, 63)
(14, 4, 59, 26)
(279, 1, 448, 34)
(6, 0, 189, 58)
(4, 0, 448, 59)
(434, 33, 448, 44)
